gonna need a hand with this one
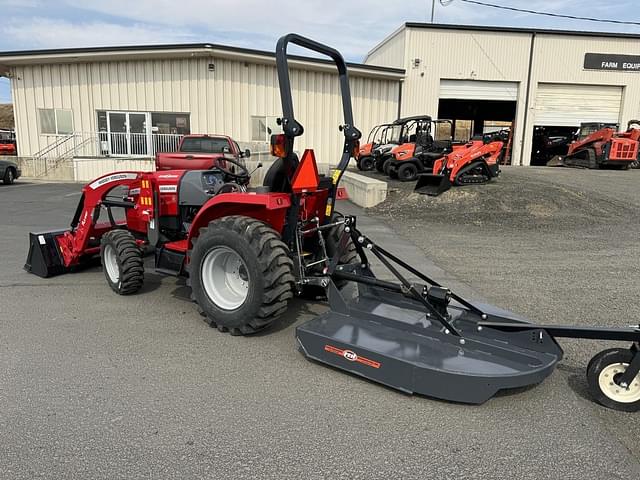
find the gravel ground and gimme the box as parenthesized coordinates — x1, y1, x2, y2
(368, 165, 640, 460)
(1, 174, 639, 479)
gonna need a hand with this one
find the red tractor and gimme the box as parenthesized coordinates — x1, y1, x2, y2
(23, 34, 640, 411)
(548, 121, 640, 169)
(414, 130, 507, 196)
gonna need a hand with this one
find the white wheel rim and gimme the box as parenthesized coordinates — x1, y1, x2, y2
(103, 244, 119, 283)
(598, 363, 640, 404)
(8, 170, 13, 181)
(201, 246, 249, 310)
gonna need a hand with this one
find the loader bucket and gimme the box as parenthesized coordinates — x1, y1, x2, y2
(414, 173, 451, 196)
(24, 229, 69, 278)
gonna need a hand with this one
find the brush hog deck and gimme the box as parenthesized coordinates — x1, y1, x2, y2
(297, 266, 563, 404)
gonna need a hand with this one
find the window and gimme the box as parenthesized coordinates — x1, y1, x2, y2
(251, 115, 281, 142)
(39, 108, 73, 135)
(151, 112, 191, 135)
(180, 136, 231, 153)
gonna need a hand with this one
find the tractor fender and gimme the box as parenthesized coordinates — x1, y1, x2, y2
(187, 192, 291, 247)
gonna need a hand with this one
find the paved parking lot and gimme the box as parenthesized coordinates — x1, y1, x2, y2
(1, 172, 639, 479)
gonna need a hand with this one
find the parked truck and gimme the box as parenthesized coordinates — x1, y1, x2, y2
(155, 134, 251, 171)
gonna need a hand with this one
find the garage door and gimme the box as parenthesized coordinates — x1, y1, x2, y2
(534, 83, 622, 126)
(439, 80, 518, 101)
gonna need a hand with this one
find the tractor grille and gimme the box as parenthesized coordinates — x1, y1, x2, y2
(610, 140, 639, 160)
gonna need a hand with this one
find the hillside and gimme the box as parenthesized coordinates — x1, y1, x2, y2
(0, 104, 14, 129)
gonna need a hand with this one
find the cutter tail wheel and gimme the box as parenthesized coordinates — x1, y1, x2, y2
(100, 230, 144, 295)
(587, 348, 640, 412)
(188, 215, 295, 335)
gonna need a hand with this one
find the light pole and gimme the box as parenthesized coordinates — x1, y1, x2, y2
(430, 0, 436, 23)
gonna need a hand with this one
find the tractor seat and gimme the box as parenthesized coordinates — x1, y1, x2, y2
(262, 154, 299, 193)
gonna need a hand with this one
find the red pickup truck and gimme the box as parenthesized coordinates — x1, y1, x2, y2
(155, 134, 250, 170)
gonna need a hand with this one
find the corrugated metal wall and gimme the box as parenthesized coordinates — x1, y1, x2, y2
(11, 56, 400, 168)
(366, 25, 640, 165)
(364, 29, 406, 69)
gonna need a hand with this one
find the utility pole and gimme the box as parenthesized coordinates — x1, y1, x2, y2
(430, 0, 436, 23)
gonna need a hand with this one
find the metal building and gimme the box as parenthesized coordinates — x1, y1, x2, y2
(0, 43, 402, 180)
(365, 23, 640, 166)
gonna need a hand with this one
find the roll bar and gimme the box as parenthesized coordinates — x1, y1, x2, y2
(275, 33, 361, 204)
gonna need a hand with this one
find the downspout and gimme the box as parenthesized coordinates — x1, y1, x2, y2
(519, 32, 536, 166)
(397, 78, 404, 120)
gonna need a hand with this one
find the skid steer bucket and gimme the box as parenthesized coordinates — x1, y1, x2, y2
(24, 229, 69, 278)
(546, 155, 566, 167)
(414, 173, 451, 196)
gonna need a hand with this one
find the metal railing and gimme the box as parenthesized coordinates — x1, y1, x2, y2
(23, 132, 184, 177)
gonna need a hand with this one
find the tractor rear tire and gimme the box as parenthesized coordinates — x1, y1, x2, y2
(188, 215, 295, 335)
(398, 162, 419, 182)
(100, 230, 144, 295)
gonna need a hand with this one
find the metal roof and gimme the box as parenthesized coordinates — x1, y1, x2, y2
(0, 42, 405, 78)
(404, 22, 640, 40)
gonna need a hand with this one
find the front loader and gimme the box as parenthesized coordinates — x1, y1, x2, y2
(25, 34, 640, 412)
(547, 121, 640, 169)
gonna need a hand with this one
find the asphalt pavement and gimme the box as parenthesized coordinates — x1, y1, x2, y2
(1, 174, 639, 479)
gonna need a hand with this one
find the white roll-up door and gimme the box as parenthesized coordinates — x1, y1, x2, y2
(534, 83, 622, 126)
(439, 80, 519, 101)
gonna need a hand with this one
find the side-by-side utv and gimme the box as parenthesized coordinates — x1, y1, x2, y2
(25, 34, 640, 411)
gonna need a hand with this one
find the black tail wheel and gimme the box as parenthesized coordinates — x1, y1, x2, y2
(359, 156, 374, 171)
(100, 230, 144, 295)
(587, 348, 640, 412)
(188, 215, 295, 335)
(397, 162, 418, 182)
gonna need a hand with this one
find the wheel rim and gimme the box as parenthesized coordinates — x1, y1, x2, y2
(598, 363, 640, 404)
(201, 246, 249, 310)
(8, 170, 13, 182)
(402, 167, 415, 180)
(103, 244, 119, 283)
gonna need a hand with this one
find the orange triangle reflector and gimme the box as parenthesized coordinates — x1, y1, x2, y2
(291, 149, 320, 193)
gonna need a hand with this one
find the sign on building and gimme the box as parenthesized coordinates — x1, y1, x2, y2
(584, 53, 640, 72)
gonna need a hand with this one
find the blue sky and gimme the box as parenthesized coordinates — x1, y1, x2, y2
(1, 0, 639, 104)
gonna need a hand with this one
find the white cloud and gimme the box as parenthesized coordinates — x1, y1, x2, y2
(0, 18, 197, 49)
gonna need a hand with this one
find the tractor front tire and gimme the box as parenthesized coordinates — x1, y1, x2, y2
(189, 216, 295, 335)
(100, 230, 144, 295)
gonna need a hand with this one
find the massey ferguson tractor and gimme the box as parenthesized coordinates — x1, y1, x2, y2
(24, 34, 640, 412)
(547, 121, 640, 169)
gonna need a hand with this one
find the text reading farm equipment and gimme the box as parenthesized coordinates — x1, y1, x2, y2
(25, 34, 640, 411)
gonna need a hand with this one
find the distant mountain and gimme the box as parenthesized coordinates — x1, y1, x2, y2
(0, 104, 14, 130)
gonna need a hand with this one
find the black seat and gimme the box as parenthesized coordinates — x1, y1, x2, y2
(262, 154, 299, 193)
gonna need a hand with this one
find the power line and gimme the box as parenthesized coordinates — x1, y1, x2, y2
(440, 0, 640, 26)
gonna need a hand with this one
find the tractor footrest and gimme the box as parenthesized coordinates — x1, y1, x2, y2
(155, 245, 185, 276)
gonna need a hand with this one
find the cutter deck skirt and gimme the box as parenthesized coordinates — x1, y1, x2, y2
(297, 279, 563, 404)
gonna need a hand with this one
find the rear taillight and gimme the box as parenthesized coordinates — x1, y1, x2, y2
(270, 134, 289, 158)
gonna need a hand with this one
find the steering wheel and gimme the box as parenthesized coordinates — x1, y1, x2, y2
(215, 157, 250, 184)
